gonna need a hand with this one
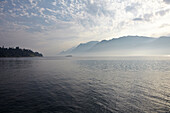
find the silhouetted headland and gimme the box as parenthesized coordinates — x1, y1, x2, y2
(65, 55, 72, 57)
(0, 46, 43, 57)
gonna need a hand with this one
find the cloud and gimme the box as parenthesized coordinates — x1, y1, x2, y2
(125, 3, 140, 15)
(39, 8, 45, 15)
(133, 18, 143, 21)
(143, 13, 153, 21)
(156, 9, 170, 16)
(133, 13, 153, 22)
(126, 6, 136, 12)
(159, 23, 170, 28)
(31, 12, 38, 16)
(52, 0, 57, 6)
(0, 0, 168, 33)
(163, 0, 170, 4)
(29, 0, 38, 7)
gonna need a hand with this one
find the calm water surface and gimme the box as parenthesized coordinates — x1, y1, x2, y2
(0, 56, 170, 113)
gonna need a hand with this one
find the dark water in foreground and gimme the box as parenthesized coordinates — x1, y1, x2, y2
(0, 56, 170, 113)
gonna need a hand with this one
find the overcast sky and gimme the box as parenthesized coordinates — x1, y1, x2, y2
(0, 0, 170, 55)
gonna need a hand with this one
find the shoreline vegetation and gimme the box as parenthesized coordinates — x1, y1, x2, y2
(0, 46, 43, 57)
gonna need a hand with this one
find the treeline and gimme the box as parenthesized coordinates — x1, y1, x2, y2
(0, 46, 43, 57)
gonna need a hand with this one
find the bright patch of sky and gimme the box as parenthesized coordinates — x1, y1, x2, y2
(0, 0, 170, 55)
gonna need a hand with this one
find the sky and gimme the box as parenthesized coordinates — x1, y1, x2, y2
(0, 0, 170, 55)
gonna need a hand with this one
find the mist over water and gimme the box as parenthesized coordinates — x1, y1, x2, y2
(0, 56, 170, 112)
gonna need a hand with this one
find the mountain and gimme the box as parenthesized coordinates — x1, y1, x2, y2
(60, 36, 170, 56)
(60, 41, 98, 54)
(59, 46, 76, 55)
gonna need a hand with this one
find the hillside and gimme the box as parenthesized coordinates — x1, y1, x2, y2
(0, 46, 43, 57)
(60, 36, 170, 56)
(60, 41, 99, 54)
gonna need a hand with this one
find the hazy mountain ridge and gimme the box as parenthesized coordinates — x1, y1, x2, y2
(71, 41, 99, 53)
(60, 41, 98, 54)
(60, 36, 170, 56)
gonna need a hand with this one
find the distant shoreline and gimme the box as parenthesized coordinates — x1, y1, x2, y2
(0, 46, 43, 57)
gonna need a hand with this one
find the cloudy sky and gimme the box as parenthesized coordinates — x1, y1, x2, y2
(0, 0, 170, 55)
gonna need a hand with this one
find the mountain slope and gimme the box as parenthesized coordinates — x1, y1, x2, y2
(89, 36, 155, 52)
(60, 41, 98, 54)
(60, 36, 170, 56)
(0, 47, 43, 57)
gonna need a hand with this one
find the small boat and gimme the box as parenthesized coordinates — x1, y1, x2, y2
(65, 55, 72, 57)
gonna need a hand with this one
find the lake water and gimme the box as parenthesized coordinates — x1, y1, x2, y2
(0, 56, 170, 113)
